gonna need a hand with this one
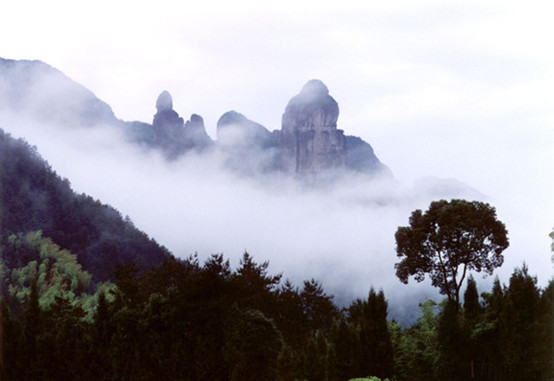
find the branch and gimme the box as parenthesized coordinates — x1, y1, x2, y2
(436, 249, 452, 300)
(455, 263, 468, 304)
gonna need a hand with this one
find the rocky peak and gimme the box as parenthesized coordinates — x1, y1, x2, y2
(217, 111, 272, 148)
(151, 92, 212, 157)
(155, 90, 173, 112)
(152, 91, 184, 152)
(282, 79, 339, 131)
(183, 113, 212, 149)
(279, 80, 345, 173)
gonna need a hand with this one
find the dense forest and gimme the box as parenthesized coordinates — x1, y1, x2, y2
(0, 129, 171, 282)
(0, 129, 552, 380)
(0, 233, 552, 380)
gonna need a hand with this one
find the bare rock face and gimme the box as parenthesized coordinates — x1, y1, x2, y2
(152, 91, 212, 157)
(155, 90, 173, 112)
(183, 114, 212, 148)
(153, 91, 184, 151)
(279, 80, 346, 173)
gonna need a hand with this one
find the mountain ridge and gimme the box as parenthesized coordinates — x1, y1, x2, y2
(0, 128, 172, 282)
(0, 57, 390, 178)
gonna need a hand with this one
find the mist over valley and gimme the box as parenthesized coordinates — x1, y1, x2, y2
(0, 57, 551, 323)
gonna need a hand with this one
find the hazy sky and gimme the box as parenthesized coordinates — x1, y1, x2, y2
(1, 0, 553, 314)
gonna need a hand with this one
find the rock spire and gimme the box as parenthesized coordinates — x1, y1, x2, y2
(152, 91, 211, 157)
(279, 79, 346, 173)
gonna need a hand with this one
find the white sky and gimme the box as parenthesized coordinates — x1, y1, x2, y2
(1, 0, 553, 293)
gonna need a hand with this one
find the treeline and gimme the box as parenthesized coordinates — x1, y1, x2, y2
(0, 129, 171, 282)
(1, 231, 552, 380)
(0, 232, 393, 380)
(391, 269, 552, 380)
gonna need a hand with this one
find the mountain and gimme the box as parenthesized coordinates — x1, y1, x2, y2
(151, 90, 213, 158)
(0, 128, 172, 282)
(279, 79, 390, 175)
(0, 57, 117, 127)
(0, 57, 389, 177)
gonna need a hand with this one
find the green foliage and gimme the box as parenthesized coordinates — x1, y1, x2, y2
(499, 264, 542, 380)
(0, 129, 170, 282)
(224, 308, 284, 381)
(390, 299, 439, 380)
(3, 231, 115, 321)
(301, 278, 338, 334)
(463, 274, 482, 324)
(536, 278, 553, 380)
(1, 232, 552, 380)
(436, 298, 468, 380)
(395, 199, 509, 305)
(347, 288, 394, 379)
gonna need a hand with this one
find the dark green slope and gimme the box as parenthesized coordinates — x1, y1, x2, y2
(0, 128, 172, 282)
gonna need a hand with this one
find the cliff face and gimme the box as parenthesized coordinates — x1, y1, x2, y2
(0, 57, 389, 178)
(279, 80, 346, 173)
(151, 91, 212, 157)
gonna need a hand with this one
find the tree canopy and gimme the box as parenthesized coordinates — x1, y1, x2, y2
(395, 199, 509, 305)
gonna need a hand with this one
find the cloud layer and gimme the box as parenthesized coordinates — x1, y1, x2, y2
(1, 0, 553, 321)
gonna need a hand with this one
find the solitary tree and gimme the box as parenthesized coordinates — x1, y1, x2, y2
(395, 199, 509, 306)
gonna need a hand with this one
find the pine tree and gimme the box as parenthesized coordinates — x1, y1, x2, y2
(329, 318, 357, 381)
(463, 274, 482, 379)
(472, 277, 504, 380)
(463, 275, 482, 324)
(224, 308, 284, 381)
(437, 298, 467, 380)
(500, 264, 541, 380)
(535, 279, 553, 380)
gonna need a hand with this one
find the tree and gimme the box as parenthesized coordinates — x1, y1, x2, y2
(436, 298, 467, 380)
(395, 199, 509, 305)
(462, 275, 482, 379)
(390, 299, 439, 380)
(472, 277, 504, 379)
(232, 252, 282, 313)
(500, 264, 541, 380)
(300, 279, 338, 335)
(463, 275, 482, 324)
(24, 279, 42, 379)
(224, 308, 283, 381)
(329, 318, 357, 381)
(348, 288, 394, 379)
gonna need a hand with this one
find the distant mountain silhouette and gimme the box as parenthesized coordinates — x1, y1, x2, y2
(0, 57, 390, 177)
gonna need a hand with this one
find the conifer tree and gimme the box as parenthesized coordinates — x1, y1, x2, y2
(463, 275, 482, 323)
(463, 274, 482, 379)
(353, 288, 394, 379)
(437, 298, 467, 380)
(500, 264, 541, 380)
(329, 318, 357, 381)
(224, 308, 283, 381)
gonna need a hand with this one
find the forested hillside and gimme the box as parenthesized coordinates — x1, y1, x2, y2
(1, 241, 552, 380)
(0, 128, 551, 380)
(0, 129, 171, 282)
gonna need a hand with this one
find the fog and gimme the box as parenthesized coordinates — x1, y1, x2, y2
(1, 0, 553, 321)
(3, 93, 548, 323)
